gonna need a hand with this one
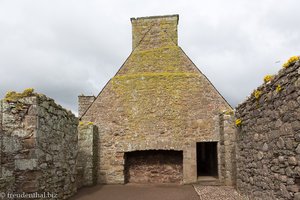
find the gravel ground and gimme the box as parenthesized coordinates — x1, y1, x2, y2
(193, 185, 249, 200)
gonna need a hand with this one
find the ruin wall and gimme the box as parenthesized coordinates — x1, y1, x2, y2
(0, 91, 78, 199)
(235, 60, 300, 199)
(77, 123, 98, 188)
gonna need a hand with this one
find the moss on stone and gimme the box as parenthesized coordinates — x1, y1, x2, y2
(4, 88, 35, 102)
(113, 72, 199, 81)
(79, 121, 94, 128)
(119, 45, 197, 75)
(111, 71, 203, 139)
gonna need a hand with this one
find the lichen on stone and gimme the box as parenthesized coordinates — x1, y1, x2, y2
(79, 121, 94, 127)
(4, 88, 35, 102)
(224, 110, 234, 115)
(110, 71, 204, 138)
(119, 45, 197, 75)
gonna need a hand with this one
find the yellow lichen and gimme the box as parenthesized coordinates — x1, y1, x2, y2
(79, 121, 94, 127)
(224, 110, 234, 115)
(79, 121, 84, 126)
(113, 72, 199, 81)
(4, 88, 35, 102)
(119, 46, 196, 75)
(111, 71, 202, 138)
(263, 75, 273, 83)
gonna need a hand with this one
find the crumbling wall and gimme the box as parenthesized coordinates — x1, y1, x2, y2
(0, 90, 78, 199)
(235, 59, 300, 199)
(0, 99, 15, 193)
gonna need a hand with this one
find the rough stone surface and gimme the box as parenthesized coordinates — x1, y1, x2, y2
(131, 15, 178, 50)
(78, 95, 95, 118)
(77, 123, 98, 188)
(236, 60, 300, 199)
(124, 150, 183, 184)
(80, 15, 235, 185)
(0, 93, 78, 199)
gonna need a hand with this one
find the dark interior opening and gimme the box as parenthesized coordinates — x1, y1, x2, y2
(197, 142, 218, 177)
(295, 177, 300, 186)
(124, 150, 183, 184)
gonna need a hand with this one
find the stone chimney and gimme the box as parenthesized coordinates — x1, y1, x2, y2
(78, 95, 95, 118)
(130, 14, 179, 50)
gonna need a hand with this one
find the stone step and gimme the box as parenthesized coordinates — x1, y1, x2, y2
(196, 176, 221, 186)
(195, 180, 222, 186)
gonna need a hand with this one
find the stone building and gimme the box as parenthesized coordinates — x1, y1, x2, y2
(79, 14, 236, 185)
(1, 13, 299, 200)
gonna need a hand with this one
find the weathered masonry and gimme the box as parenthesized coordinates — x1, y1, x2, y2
(236, 58, 300, 199)
(0, 90, 78, 199)
(79, 15, 236, 185)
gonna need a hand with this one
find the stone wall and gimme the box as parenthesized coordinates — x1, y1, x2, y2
(0, 90, 78, 199)
(219, 112, 237, 186)
(124, 150, 183, 184)
(77, 122, 98, 188)
(0, 99, 15, 193)
(235, 60, 300, 199)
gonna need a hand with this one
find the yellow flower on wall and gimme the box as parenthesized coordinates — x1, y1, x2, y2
(276, 85, 282, 92)
(283, 55, 299, 68)
(4, 88, 35, 102)
(23, 88, 34, 96)
(288, 56, 299, 63)
(263, 75, 273, 83)
(254, 90, 262, 99)
(235, 119, 242, 127)
(283, 62, 289, 68)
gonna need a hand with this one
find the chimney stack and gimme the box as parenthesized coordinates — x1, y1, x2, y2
(130, 15, 179, 50)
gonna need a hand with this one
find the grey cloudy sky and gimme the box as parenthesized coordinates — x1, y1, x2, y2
(1, 0, 300, 115)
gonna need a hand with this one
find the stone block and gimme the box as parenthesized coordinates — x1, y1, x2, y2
(15, 159, 37, 170)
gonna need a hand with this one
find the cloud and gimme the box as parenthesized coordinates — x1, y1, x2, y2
(0, 0, 300, 114)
